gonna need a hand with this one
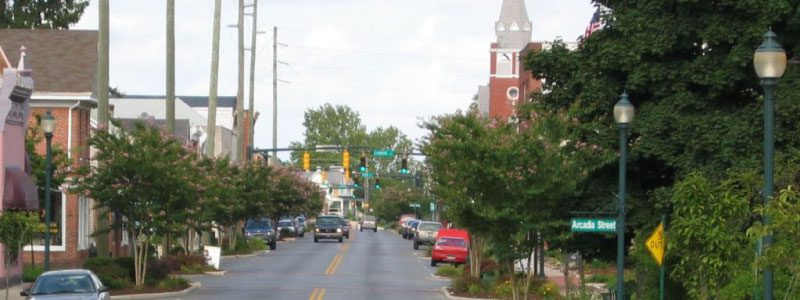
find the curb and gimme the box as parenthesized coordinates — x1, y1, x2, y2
(439, 287, 499, 300)
(221, 252, 259, 259)
(204, 270, 227, 276)
(111, 282, 201, 299)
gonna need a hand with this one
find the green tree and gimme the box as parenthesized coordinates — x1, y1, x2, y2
(289, 103, 368, 167)
(74, 121, 193, 287)
(668, 172, 754, 299)
(0, 211, 38, 300)
(749, 186, 800, 297)
(0, 0, 89, 29)
(26, 115, 70, 209)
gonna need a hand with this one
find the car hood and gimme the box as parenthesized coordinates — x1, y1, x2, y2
(246, 228, 273, 233)
(316, 224, 340, 229)
(30, 293, 101, 300)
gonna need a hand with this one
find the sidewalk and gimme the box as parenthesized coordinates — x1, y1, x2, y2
(0, 283, 27, 300)
(542, 260, 582, 294)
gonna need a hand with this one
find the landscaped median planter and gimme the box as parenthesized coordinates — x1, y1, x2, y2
(110, 282, 201, 299)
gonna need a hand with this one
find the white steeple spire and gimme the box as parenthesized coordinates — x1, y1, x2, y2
(495, 0, 532, 50)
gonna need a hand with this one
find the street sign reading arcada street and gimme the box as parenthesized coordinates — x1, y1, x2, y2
(570, 218, 616, 233)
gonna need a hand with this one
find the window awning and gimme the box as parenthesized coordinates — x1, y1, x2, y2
(3, 167, 39, 210)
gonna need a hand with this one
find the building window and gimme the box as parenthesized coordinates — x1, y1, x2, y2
(78, 196, 92, 250)
(26, 192, 66, 251)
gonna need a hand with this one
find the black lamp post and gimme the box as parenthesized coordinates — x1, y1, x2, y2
(753, 29, 787, 300)
(41, 111, 56, 271)
(614, 92, 634, 300)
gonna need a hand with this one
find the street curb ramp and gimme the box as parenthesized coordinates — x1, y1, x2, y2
(111, 282, 201, 299)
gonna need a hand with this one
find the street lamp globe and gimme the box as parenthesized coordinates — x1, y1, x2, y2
(42, 110, 56, 135)
(754, 30, 787, 79)
(613, 92, 635, 124)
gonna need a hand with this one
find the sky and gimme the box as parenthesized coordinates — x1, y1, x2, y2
(74, 0, 596, 160)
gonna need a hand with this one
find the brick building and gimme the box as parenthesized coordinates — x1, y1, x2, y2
(476, 0, 543, 121)
(0, 29, 123, 269)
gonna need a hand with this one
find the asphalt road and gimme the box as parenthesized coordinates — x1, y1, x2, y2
(161, 225, 449, 300)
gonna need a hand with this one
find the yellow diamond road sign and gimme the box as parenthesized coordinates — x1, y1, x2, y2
(646, 223, 665, 266)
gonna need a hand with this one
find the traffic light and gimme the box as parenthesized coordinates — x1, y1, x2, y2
(343, 150, 351, 179)
(400, 156, 409, 174)
(353, 172, 361, 188)
(302, 152, 310, 171)
(375, 178, 381, 189)
(343, 150, 350, 168)
(359, 154, 367, 172)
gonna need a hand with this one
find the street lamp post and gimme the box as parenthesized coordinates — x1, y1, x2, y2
(614, 92, 634, 300)
(41, 111, 56, 271)
(753, 29, 787, 300)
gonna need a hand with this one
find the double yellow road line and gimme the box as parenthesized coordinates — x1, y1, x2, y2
(309, 288, 326, 300)
(324, 242, 350, 275)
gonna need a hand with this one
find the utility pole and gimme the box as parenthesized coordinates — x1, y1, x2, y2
(95, 0, 110, 258)
(166, 0, 175, 135)
(206, 0, 221, 158)
(235, 0, 245, 162)
(247, 0, 258, 161)
(272, 26, 278, 160)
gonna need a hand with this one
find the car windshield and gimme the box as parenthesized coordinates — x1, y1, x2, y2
(419, 223, 442, 231)
(437, 238, 467, 247)
(316, 217, 341, 225)
(31, 274, 96, 295)
(277, 221, 293, 227)
(363, 216, 376, 221)
(246, 219, 271, 229)
(297, 218, 306, 224)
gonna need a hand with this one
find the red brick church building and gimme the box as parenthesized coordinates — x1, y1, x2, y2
(477, 0, 542, 121)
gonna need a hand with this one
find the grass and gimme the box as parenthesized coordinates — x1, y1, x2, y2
(435, 265, 464, 277)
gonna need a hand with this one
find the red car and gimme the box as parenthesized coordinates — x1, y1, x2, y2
(430, 229, 469, 267)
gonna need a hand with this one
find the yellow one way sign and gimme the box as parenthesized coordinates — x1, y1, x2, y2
(646, 223, 665, 266)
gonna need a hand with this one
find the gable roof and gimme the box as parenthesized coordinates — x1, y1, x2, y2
(110, 97, 208, 126)
(0, 29, 98, 94)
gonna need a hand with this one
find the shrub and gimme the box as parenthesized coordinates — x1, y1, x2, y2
(22, 265, 44, 283)
(480, 258, 499, 274)
(435, 265, 464, 277)
(537, 282, 560, 298)
(157, 277, 189, 290)
(146, 259, 170, 282)
(468, 283, 483, 294)
(493, 280, 513, 299)
(84, 257, 130, 289)
(169, 245, 185, 255)
(248, 238, 266, 251)
(452, 275, 483, 293)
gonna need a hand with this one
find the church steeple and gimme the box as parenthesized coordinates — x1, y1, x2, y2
(495, 0, 532, 50)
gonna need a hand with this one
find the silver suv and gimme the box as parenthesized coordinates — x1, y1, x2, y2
(360, 215, 377, 232)
(413, 221, 442, 250)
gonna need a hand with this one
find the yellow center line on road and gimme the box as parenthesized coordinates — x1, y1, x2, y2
(309, 288, 319, 300)
(316, 288, 326, 300)
(324, 241, 351, 275)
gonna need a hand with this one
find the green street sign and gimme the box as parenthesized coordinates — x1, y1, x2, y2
(409, 203, 420, 208)
(360, 172, 374, 178)
(372, 149, 396, 157)
(570, 218, 616, 233)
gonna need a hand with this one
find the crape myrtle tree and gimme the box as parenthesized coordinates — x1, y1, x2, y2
(525, 0, 800, 296)
(421, 106, 603, 300)
(75, 120, 324, 286)
(74, 121, 192, 287)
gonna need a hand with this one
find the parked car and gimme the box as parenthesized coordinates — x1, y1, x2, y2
(413, 221, 443, 250)
(340, 219, 351, 239)
(404, 220, 421, 240)
(22, 269, 111, 300)
(244, 218, 277, 250)
(314, 215, 344, 243)
(296, 216, 307, 237)
(276, 219, 297, 236)
(360, 215, 377, 232)
(431, 229, 470, 267)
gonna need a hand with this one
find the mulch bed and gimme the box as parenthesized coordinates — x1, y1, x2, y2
(110, 284, 187, 296)
(447, 287, 499, 299)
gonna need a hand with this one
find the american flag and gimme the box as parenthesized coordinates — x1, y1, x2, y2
(584, 7, 603, 39)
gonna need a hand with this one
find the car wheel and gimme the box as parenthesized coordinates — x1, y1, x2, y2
(431, 259, 437, 267)
(413, 240, 419, 250)
(270, 240, 277, 250)
(338, 237, 344, 243)
(314, 237, 319, 243)
(360, 228, 363, 232)
(373, 228, 377, 232)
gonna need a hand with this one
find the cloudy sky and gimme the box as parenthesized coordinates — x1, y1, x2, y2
(75, 0, 595, 159)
